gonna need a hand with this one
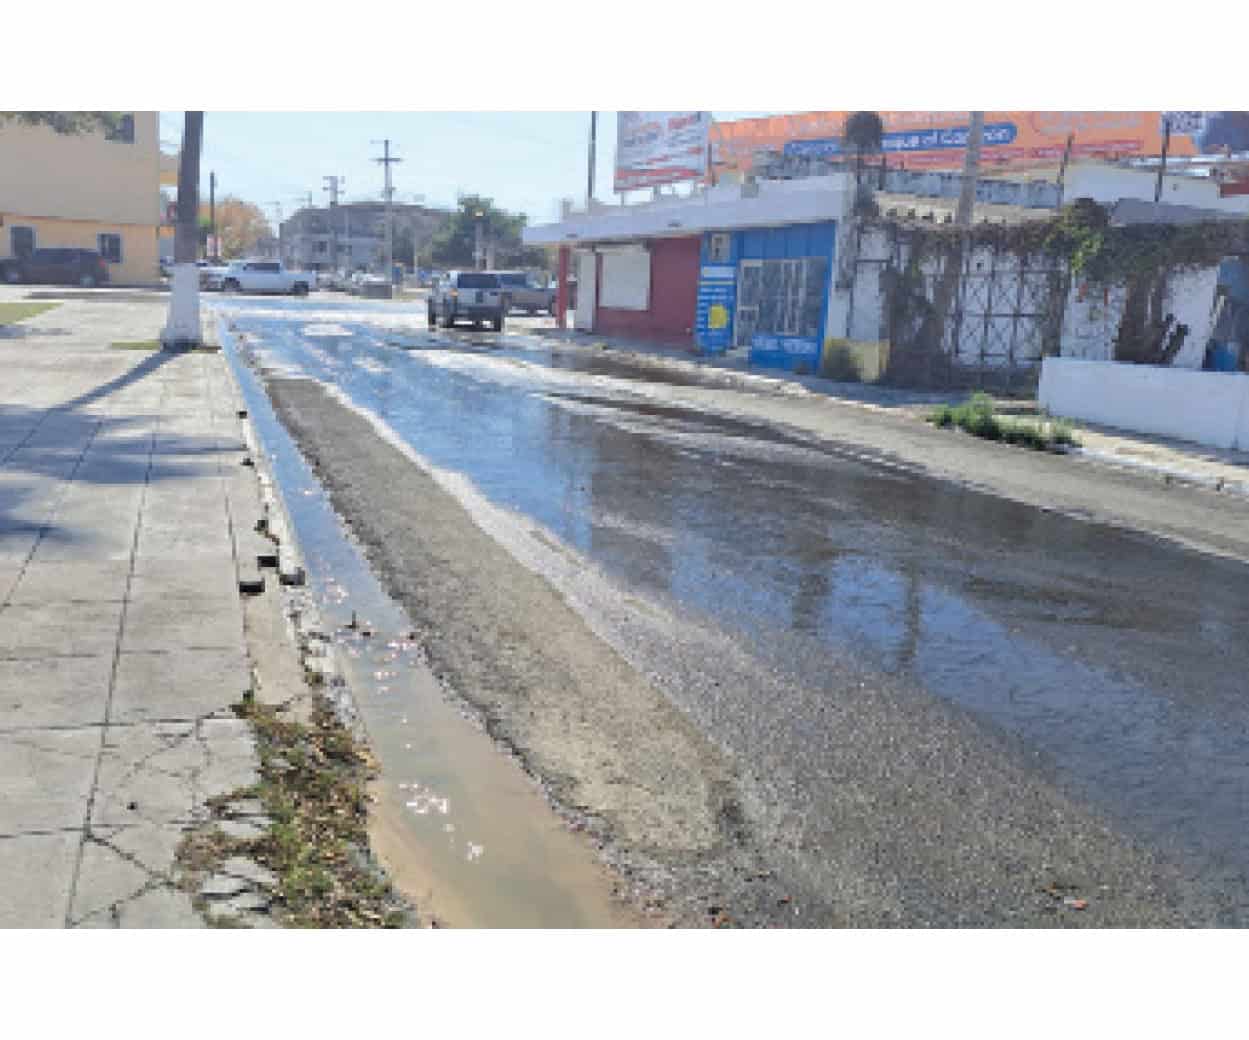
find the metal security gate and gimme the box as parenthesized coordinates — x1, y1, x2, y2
(875, 225, 1069, 391)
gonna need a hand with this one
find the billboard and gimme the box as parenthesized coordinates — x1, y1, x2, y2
(615, 111, 712, 192)
(710, 112, 1249, 177)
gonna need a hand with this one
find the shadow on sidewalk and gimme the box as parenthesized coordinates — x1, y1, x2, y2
(1, 347, 233, 552)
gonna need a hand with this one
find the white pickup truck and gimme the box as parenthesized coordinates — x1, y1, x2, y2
(220, 259, 315, 296)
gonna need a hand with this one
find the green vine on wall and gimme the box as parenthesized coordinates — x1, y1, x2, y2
(870, 199, 1249, 286)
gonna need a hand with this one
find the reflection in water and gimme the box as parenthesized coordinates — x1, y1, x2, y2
(226, 303, 1249, 908)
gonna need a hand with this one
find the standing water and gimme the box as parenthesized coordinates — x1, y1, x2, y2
(221, 320, 646, 928)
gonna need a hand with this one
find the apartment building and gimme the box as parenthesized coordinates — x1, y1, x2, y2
(0, 112, 163, 285)
(280, 201, 447, 273)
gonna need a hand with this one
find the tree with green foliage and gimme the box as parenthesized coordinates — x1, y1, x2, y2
(0, 111, 129, 136)
(430, 194, 547, 270)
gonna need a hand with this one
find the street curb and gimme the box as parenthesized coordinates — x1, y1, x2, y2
(537, 332, 1249, 501)
(1071, 446, 1249, 499)
(216, 318, 362, 736)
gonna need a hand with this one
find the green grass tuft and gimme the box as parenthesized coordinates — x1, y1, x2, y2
(0, 302, 59, 325)
(927, 392, 1079, 451)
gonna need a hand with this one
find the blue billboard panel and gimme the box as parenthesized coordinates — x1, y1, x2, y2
(783, 122, 1018, 160)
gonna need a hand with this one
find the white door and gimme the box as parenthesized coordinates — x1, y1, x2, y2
(574, 251, 596, 331)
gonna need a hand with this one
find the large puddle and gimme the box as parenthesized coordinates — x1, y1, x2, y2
(214, 297, 1249, 921)
(221, 318, 645, 928)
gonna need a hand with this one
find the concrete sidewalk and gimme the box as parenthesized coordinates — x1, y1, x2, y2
(1, 291, 269, 927)
(523, 324, 1249, 497)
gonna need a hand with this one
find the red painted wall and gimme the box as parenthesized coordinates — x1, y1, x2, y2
(595, 235, 700, 347)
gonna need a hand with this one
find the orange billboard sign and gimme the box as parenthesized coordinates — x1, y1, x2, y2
(710, 111, 1208, 175)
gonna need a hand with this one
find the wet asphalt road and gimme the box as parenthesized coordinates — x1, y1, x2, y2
(218, 295, 1249, 925)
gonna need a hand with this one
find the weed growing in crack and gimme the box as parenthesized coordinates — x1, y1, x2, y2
(174, 695, 412, 928)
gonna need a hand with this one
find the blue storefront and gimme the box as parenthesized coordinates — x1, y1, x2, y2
(695, 221, 836, 373)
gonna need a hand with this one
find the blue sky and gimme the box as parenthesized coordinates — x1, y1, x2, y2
(158, 112, 773, 229)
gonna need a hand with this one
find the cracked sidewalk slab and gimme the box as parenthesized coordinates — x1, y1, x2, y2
(1, 303, 301, 927)
(90, 717, 260, 829)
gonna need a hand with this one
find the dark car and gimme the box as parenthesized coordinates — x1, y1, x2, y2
(428, 270, 506, 331)
(495, 270, 556, 315)
(2, 248, 110, 287)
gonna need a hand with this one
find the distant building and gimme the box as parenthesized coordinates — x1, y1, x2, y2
(279, 202, 448, 273)
(0, 112, 167, 285)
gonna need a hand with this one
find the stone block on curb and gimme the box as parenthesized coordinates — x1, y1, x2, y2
(220, 856, 277, 888)
(200, 872, 250, 898)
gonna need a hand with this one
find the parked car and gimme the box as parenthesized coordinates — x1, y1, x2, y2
(428, 271, 506, 331)
(198, 260, 229, 290)
(2, 248, 110, 287)
(495, 271, 555, 315)
(319, 269, 352, 292)
(220, 259, 314, 295)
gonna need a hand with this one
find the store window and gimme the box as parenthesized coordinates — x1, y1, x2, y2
(98, 233, 123, 264)
(734, 256, 827, 347)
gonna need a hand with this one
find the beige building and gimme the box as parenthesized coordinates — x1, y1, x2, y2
(0, 112, 164, 285)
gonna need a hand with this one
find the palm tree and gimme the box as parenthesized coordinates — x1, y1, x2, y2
(844, 111, 884, 190)
(161, 111, 204, 348)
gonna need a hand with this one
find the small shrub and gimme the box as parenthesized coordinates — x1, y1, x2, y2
(1050, 419, 1078, 447)
(928, 393, 1078, 452)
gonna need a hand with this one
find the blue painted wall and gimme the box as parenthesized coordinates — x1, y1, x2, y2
(694, 221, 837, 372)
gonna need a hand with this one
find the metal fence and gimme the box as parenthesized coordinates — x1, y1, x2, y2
(866, 224, 1069, 391)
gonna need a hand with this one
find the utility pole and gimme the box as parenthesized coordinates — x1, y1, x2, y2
(372, 139, 402, 280)
(1155, 117, 1172, 206)
(323, 174, 344, 273)
(268, 202, 283, 261)
(1055, 133, 1075, 209)
(209, 171, 216, 261)
(587, 111, 597, 207)
(955, 111, 985, 227)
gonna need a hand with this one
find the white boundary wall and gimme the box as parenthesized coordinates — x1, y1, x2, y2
(1039, 357, 1249, 450)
